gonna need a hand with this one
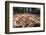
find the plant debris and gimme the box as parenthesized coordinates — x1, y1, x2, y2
(13, 13, 40, 28)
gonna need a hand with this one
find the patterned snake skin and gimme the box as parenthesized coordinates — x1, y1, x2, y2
(13, 13, 40, 28)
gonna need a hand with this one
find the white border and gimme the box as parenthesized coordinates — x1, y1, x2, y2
(9, 3, 44, 32)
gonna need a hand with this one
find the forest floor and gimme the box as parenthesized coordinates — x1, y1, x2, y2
(13, 13, 40, 28)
